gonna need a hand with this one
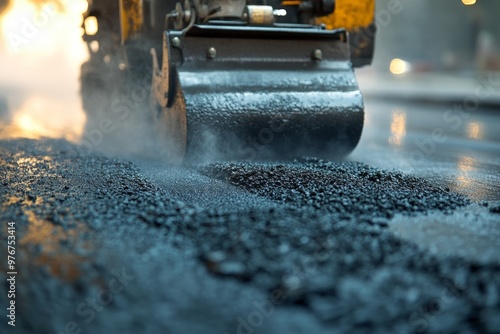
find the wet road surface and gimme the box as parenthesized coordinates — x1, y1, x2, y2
(353, 99, 500, 201)
(1, 97, 500, 334)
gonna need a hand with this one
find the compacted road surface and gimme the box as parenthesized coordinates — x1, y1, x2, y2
(1, 127, 499, 333)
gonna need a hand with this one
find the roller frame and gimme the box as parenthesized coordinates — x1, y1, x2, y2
(151, 23, 364, 162)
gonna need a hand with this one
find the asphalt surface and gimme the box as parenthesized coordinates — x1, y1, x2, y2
(352, 98, 500, 201)
(1, 96, 500, 334)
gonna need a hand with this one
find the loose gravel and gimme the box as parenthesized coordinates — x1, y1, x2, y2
(1, 139, 499, 334)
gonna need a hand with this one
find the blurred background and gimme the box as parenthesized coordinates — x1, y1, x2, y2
(0, 0, 500, 140)
(375, 0, 499, 74)
(357, 0, 500, 106)
(0, 0, 88, 140)
(0, 0, 498, 143)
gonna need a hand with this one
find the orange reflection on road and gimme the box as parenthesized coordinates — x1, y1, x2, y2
(388, 108, 407, 147)
(19, 210, 92, 281)
(454, 155, 477, 194)
(457, 155, 476, 173)
(1, 154, 94, 282)
(453, 155, 490, 200)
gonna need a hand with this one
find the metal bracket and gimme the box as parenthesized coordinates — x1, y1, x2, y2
(151, 33, 172, 108)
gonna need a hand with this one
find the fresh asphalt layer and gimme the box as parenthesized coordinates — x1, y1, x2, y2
(1, 138, 499, 334)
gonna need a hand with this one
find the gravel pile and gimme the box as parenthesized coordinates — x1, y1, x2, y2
(200, 157, 470, 219)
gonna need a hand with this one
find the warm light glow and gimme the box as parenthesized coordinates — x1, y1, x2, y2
(10, 95, 85, 141)
(273, 9, 287, 16)
(389, 58, 411, 75)
(84, 16, 98, 35)
(0, 0, 89, 141)
(89, 40, 99, 53)
(1, 0, 88, 57)
(388, 109, 407, 147)
(466, 122, 484, 140)
(16, 115, 44, 138)
(462, 0, 476, 5)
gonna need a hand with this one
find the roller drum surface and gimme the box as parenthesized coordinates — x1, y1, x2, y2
(153, 25, 365, 162)
(180, 62, 364, 160)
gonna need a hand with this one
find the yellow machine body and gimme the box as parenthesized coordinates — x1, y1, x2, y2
(316, 0, 375, 30)
(119, 0, 143, 44)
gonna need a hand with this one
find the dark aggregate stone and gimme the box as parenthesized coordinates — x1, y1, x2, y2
(489, 205, 500, 214)
(199, 157, 470, 221)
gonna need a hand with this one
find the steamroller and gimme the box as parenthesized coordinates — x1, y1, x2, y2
(81, 0, 375, 162)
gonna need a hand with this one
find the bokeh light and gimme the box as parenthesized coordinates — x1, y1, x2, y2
(389, 58, 411, 75)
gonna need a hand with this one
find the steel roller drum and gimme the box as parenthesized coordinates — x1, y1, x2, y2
(153, 25, 364, 162)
